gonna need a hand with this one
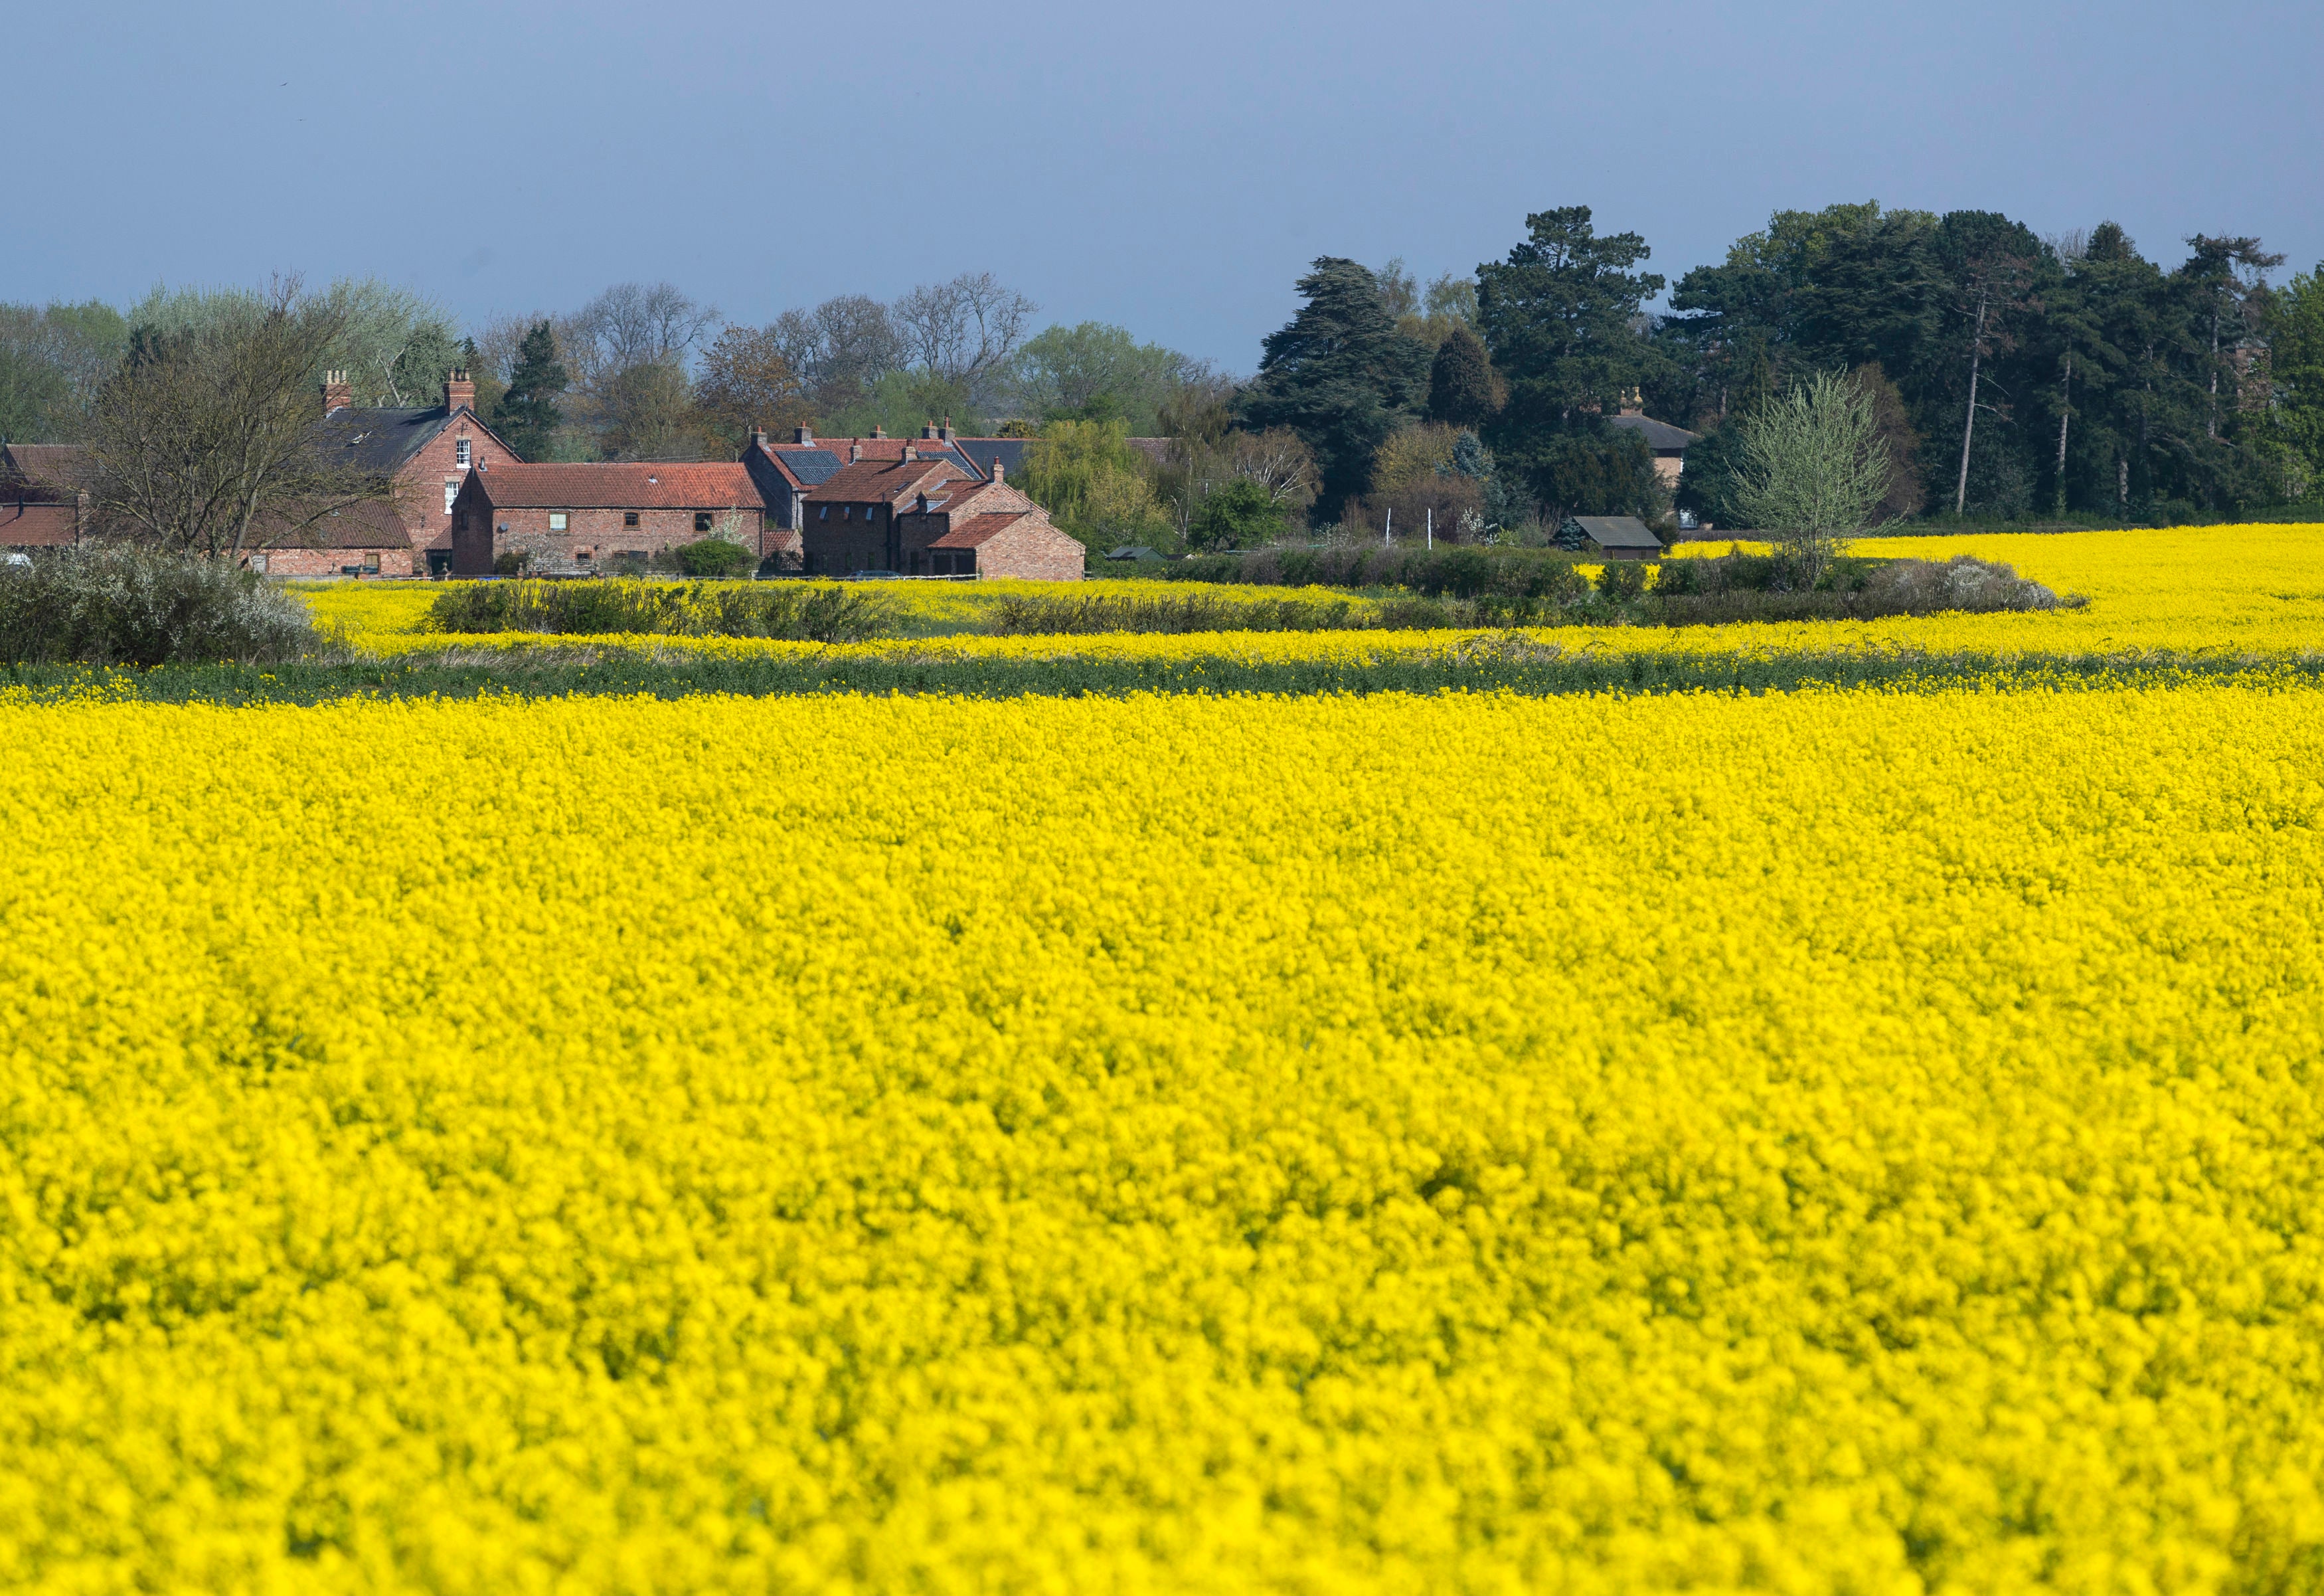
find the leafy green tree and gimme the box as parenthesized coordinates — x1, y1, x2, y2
(1426, 323, 1499, 429)
(1732, 371, 1894, 584)
(1477, 206, 1666, 428)
(1475, 206, 1673, 523)
(0, 335, 68, 442)
(492, 321, 567, 461)
(1531, 425, 1666, 527)
(2268, 266, 2324, 499)
(1187, 478, 1286, 550)
(1240, 258, 1431, 513)
(1019, 418, 1170, 547)
(1001, 321, 1199, 433)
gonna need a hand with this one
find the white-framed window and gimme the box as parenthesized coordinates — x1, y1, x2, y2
(456, 438, 472, 467)
(548, 512, 568, 531)
(444, 480, 458, 515)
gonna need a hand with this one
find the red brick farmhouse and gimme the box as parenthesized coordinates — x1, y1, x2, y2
(450, 463, 772, 576)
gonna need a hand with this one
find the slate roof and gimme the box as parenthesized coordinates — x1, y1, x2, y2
(1568, 515, 1665, 551)
(470, 463, 762, 509)
(802, 457, 970, 505)
(1608, 414, 1700, 451)
(928, 511, 1030, 549)
(766, 446, 844, 486)
(949, 438, 1027, 481)
(315, 406, 468, 473)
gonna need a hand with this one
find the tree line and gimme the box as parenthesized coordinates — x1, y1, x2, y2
(6, 201, 2319, 557)
(1237, 203, 2324, 541)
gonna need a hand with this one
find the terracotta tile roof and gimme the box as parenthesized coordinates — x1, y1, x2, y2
(471, 462, 762, 509)
(252, 499, 415, 550)
(0, 502, 78, 547)
(1, 444, 89, 497)
(928, 511, 1030, 549)
(801, 457, 968, 505)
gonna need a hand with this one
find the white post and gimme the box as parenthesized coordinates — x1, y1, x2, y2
(1426, 507, 1433, 549)
(1384, 507, 1393, 546)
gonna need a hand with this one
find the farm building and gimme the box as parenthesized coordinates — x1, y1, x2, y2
(450, 463, 774, 576)
(1562, 515, 1666, 560)
(246, 500, 420, 577)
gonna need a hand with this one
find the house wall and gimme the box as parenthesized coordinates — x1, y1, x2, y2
(392, 415, 524, 555)
(801, 505, 893, 575)
(1651, 452, 1684, 489)
(454, 501, 750, 576)
(254, 547, 412, 577)
(979, 521, 1086, 582)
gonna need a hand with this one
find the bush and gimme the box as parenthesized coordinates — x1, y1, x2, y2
(493, 549, 529, 576)
(1595, 561, 1648, 600)
(428, 578, 891, 642)
(0, 544, 323, 667)
(662, 539, 757, 578)
(1160, 545, 1586, 598)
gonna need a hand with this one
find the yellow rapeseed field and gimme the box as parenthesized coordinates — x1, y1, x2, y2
(5, 686, 2324, 1593)
(294, 524, 2324, 664)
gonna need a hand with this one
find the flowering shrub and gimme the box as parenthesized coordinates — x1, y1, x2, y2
(3, 687, 2323, 1591)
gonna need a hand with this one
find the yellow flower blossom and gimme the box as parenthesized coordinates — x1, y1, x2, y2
(3, 685, 2323, 1591)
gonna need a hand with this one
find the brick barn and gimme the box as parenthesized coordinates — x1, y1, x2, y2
(317, 370, 524, 575)
(450, 462, 774, 576)
(246, 501, 420, 577)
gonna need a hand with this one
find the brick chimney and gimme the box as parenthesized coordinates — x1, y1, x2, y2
(990, 455, 1004, 484)
(1619, 387, 1643, 418)
(849, 442, 862, 462)
(794, 424, 814, 444)
(939, 417, 954, 442)
(444, 369, 475, 414)
(902, 443, 917, 462)
(321, 370, 353, 414)
(871, 425, 886, 440)
(748, 425, 767, 451)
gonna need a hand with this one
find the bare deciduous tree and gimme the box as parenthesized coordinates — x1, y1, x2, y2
(560, 282, 719, 399)
(84, 278, 390, 558)
(772, 296, 904, 410)
(892, 272, 1037, 387)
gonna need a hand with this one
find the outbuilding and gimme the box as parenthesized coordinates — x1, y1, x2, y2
(246, 500, 419, 577)
(1562, 515, 1666, 561)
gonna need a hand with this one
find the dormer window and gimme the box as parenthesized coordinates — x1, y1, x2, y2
(456, 438, 472, 468)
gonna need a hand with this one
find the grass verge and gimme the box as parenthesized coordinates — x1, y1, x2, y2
(5, 638, 2320, 705)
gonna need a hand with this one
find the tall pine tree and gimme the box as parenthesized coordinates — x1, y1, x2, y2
(492, 320, 567, 462)
(1240, 258, 1430, 513)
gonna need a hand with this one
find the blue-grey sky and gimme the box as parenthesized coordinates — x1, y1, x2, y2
(11, 0, 2320, 371)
